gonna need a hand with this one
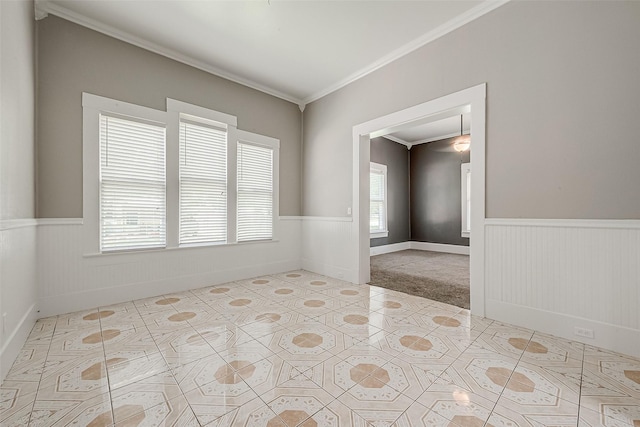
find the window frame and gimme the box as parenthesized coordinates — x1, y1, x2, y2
(166, 98, 238, 247)
(83, 93, 280, 256)
(461, 162, 471, 238)
(369, 161, 388, 239)
(83, 93, 168, 255)
(235, 130, 280, 243)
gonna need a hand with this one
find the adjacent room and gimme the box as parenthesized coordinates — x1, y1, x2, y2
(369, 111, 472, 309)
(2, 1, 639, 426)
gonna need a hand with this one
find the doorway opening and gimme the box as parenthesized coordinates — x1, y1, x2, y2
(368, 109, 472, 308)
(351, 84, 486, 316)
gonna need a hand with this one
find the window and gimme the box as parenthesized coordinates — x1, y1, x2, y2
(99, 114, 166, 251)
(461, 162, 471, 238)
(179, 118, 227, 245)
(83, 93, 279, 255)
(237, 131, 280, 242)
(370, 162, 388, 238)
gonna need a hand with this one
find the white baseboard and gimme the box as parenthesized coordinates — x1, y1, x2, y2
(301, 258, 356, 284)
(38, 260, 300, 318)
(486, 299, 640, 359)
(0, 303, 37, 382)
(410, 241, 470, 255)
(370, 241, 411, 256)
(370, 241, 469, 256)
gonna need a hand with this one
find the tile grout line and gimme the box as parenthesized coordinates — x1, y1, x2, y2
(25, 317, 56, 427)
(127, 298, 199, 426)
(97, 304, 119, 426)
(575, 344, 586, 426)
(481, 329, 536, 426)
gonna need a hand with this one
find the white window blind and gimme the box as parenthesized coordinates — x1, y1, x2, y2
(370, 164, 387, 234)
(237, 142, 273, 242)
(100, 114, 166, 252)
(179, 119, 227, 245)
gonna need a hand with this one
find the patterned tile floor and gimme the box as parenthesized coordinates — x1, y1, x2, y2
(1, 270, 640, 426)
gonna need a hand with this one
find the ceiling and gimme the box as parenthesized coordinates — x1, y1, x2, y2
(385, 112, 471, 149)
(36, 0, 507, 106)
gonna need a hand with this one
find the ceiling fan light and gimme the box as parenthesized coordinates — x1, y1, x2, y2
(453, 135, 471, 152)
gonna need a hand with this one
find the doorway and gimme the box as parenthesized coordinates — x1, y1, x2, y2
(351, 84, 486, 316)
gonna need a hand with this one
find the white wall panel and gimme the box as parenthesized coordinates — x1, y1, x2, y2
(485, 219, 640, 357)
(301, 217, 357, 283)
(37, 218, 302, 317)
(0, 222, 38, 381)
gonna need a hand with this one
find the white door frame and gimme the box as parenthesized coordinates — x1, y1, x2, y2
(352, 83, 486, 316)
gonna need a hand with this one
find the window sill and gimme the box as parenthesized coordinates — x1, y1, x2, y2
(370, 231, 389, 239)
(83, 238, 279, 258)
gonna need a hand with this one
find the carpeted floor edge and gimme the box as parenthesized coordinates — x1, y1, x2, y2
(369, 267, 470, 310)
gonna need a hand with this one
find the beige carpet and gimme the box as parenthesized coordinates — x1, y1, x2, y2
(369, 249, 470, 309)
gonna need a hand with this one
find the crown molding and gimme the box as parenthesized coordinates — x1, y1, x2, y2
(34, 0, 303, 105)
(380, 134, 412, 149)
(302, 0, 510, 105)
(34, 2, 48, 20)
(34, 0, 509, 109)
(411, 132, 462, 146)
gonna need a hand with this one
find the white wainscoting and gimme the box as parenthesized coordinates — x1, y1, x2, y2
(301, 217, 357, 283)
(0, 220, 38, 381)
(37, 218, 302, 317)
(485, 219, 640, 358)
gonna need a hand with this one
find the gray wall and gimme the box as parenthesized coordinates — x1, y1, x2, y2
(303, 1, 640, 219)
(1, 0, 35, 220)
(37, 16, 302, 218)
(369, 137, 410, 247)
(410, 140, 470, 246)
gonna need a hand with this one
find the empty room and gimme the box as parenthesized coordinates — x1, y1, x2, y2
(1, 1, 639, 426)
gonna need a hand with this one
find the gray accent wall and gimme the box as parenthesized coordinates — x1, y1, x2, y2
(410, 140, 470, 246)
(369, 137, 410, 247)
(303, 1, 640, 219)
(37, 16, 302, 218)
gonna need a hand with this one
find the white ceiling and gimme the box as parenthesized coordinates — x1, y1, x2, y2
(36, 0, 507, 105)
(385, 112, 471, 149)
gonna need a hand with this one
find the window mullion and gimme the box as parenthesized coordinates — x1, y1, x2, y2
(166, 111, 180, 248)
(226, 125, 238, 244)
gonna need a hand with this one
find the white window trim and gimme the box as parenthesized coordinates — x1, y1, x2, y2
(83, 93, 280, 256)
(370, 231, 389, 239)
(369, 161, 388, 239)
(461, 162, 471, 238)
(166, 98, 239, 247)
(82, 93, 168, 255)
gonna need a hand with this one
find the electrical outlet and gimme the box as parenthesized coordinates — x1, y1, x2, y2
(574, 326, 594, 339)
(347, 207, 352, 215)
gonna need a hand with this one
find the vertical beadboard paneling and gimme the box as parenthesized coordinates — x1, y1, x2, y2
(37, 218, 302, 317)
(37, 221, 83, 297)
(0, 221, 38, 381)
(486, 220, 640, 331)
(301, 217, 356, 282)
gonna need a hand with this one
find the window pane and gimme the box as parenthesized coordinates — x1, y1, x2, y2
(100, 115, 166, 251)
(237, 142, 273, 241)
(179, 120, 227, 245)
(370, 171, 384, 200)
(370, 164, 387, 233)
